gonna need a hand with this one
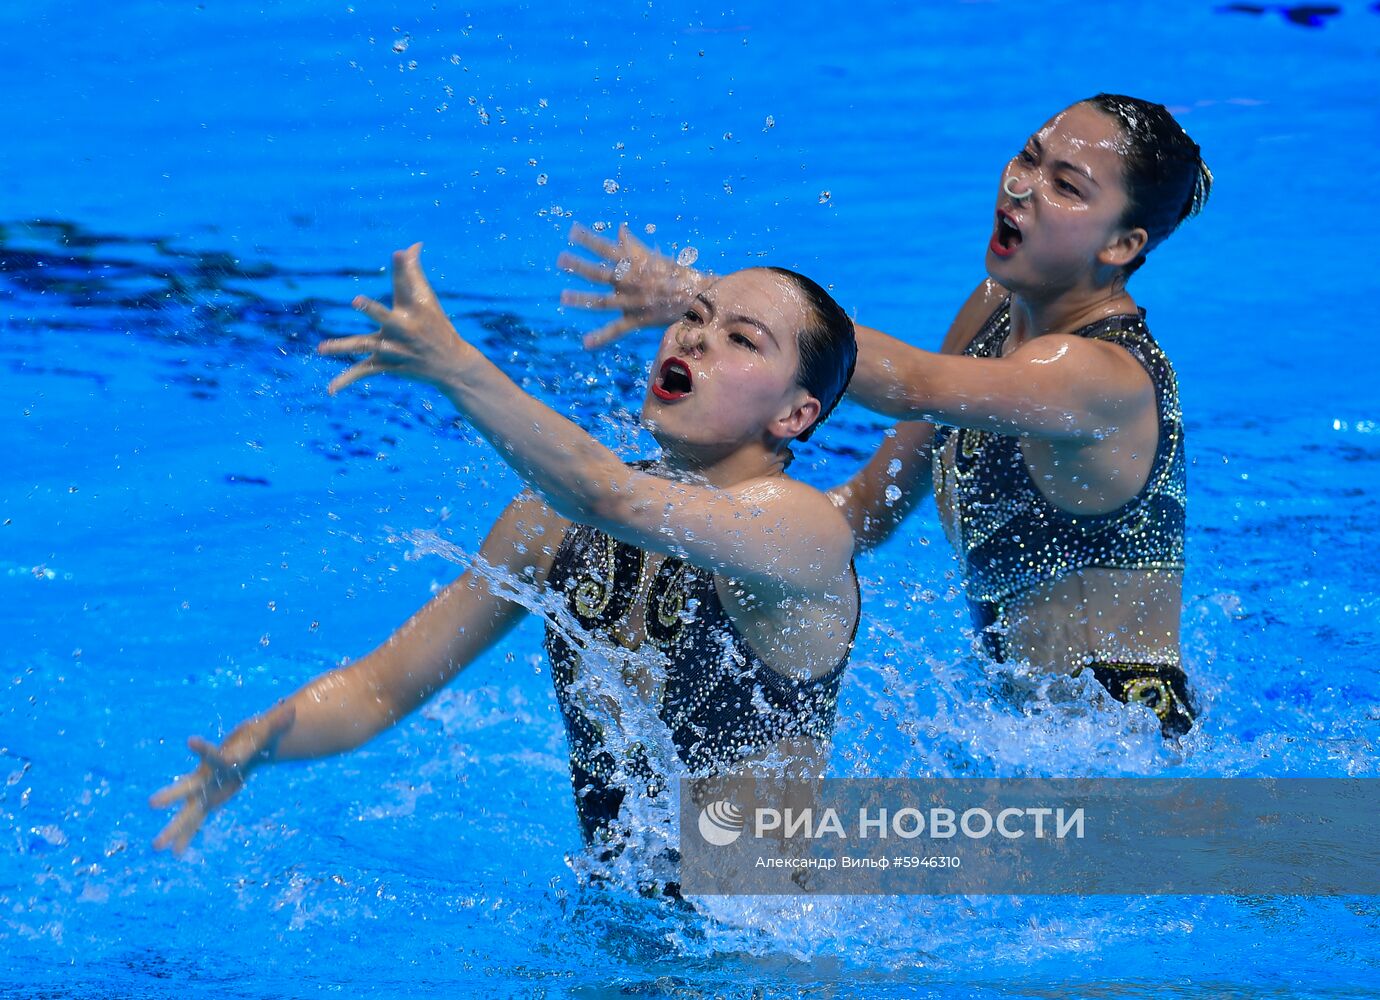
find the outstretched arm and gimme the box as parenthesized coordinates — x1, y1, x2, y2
(150, 493, 566, 853)
(846, 279, 1151, 443)
(320, 245, 853, 600)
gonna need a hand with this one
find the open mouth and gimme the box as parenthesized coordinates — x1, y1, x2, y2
(990, 210, 1023, 257)
(652, 357, 693, 401)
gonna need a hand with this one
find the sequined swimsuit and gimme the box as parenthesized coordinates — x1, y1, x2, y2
(932, 299, 1194, 736)
(543, 522, 857, 845)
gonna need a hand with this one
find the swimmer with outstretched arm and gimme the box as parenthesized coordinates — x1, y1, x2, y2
(151, 247, 860, 865)
(561, 94, 1211, 738)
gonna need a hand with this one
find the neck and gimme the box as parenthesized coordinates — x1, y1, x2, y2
(653, 437, 787, 488)
(1007, 278, 1137, 345)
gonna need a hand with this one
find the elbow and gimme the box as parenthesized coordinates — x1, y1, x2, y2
(584, 484, 637, 533)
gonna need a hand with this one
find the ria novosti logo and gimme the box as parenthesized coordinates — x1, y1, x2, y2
(697, 800, 745, 846)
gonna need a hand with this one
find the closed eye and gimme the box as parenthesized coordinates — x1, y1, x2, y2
(729, 332, 758, 351)
(683, 308, 703, 324)
(1056, 178, 1081, 197)
(1018, 147, 1036, 166)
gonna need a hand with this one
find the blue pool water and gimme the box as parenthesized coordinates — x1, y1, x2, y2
(4, 1, 1380, 996)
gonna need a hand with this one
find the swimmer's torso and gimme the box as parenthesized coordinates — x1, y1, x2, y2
(542, 522, 856, 844)
(933, 298, 1187, 674)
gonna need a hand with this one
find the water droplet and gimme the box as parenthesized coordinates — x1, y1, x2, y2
(644, 223, 656, 235)
(886, 459, 902, 477)
(884, 485, 902, 504)
(391, 35, 410, 54)
(676, 247, 699, 267)
(592, 221, 609, 232)
(763, 115, 775, 130)
(722, 132, 733, 141)
(603, 179, 619, 194)
(818, 190, 832, 204)
(527, 158, 537, 167)
(722, 181, 733, 194)
(536, 173, 548, 186)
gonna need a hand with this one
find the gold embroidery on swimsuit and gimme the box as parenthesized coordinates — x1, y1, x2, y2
(573, 531, 619, 620)
(1122, 676, 1175, 721)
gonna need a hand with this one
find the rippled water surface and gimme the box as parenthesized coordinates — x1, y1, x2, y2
(3, 1, 1379, 996)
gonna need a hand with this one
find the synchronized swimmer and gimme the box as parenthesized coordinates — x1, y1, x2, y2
(152, 254, 859, 889)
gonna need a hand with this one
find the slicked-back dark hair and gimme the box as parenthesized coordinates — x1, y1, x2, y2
(1085, 93, 1213, 276)
(763, 267, 857, 443)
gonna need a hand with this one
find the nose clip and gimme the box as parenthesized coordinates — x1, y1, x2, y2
(675, 326, 704, 356)
(1003, 175, 1033, 202)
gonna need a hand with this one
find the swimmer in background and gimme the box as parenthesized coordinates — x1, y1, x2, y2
(151, 249, 860, 878)
(559, 94, 1210, 738)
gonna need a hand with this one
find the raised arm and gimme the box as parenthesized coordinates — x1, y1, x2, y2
(320, 246, 853, 599)
(846, 278, 1152, 442)
(150, 493, 566, 853)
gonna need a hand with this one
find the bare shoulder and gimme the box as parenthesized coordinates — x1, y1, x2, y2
(1008, 333, 1155, 416)
(481, 491, 571, 585)
(940, 278, 1008, 354)
(735, 475, 852, 530)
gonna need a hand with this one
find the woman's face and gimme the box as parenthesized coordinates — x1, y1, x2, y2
(986, 102, 1139, 292)
(641, 268, 818, 454)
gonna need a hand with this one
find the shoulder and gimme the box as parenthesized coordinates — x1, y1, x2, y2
(940, 279, 1008, 355)
(1007, 332, 1155, 415)
(481, 491, 572, 586)
(728, 475, 855, 564)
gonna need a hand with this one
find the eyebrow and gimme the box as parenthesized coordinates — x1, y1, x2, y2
(695, 293, 780, 349)
(1029, 136, 1100, 188)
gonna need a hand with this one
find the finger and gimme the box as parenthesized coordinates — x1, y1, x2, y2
(317, 334, 383, 357)
(153, 800, 204, 854)
(393, 243, 436, 307)
(583, 316, 641, 350)
(567, 222, 622, 261)
(187, 736, 234, 772)
(352, 295, 391, 325)
(616, 221, 649, 255)
(328, 359, 389, 395)
(560, 290, 622, 311)
(556, 252, 614, 285)
(149, 772, 200, 808)
(167, 803, 207, 855)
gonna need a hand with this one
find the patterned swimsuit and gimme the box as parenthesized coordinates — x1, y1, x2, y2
(932, 299, 1194, 736)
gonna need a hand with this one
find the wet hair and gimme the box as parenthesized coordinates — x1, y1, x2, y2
(1085, 93, 1213, 276)
(763, 267, 857, 442)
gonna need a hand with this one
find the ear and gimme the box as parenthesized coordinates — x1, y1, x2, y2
(1098, 225, 1148, 269)
(771, 393, 822, 441)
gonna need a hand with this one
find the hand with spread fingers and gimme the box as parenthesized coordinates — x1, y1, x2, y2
(319, 243, 478, 396)
(558, 222, 711, 349)
(149, 702, 296, 855)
